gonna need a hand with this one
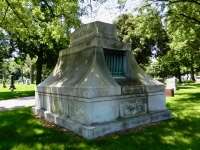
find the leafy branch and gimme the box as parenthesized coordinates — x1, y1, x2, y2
(5, 0, 30, 35)
(179, 13, 200, 25)
(169, 0, 200, 5)
(5, 0, 28, 29)
(0, 5, 9, 27)
(42, 0, 57, 17)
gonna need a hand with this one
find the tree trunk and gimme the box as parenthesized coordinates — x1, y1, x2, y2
(177, 66, 182, 83)
(21, 69, 24, 84)
(191, 65, 195, 81)
(190, 53, 195, 81)
(30, 65, 34, 84)
(36, 48, 43, 85)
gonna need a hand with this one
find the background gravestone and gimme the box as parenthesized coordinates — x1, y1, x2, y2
(26, 79, 30, 85)
(9, 72, 16, 91)
(195, 76, 200, 83)
(166, 77, 178, 90)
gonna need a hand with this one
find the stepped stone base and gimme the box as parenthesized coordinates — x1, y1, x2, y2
(32, 107, 172, 139)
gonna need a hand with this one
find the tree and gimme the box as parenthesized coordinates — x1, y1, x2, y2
(167, 19, 200, 81)
(133, 0, 200, 80)
(148, 50, 183, 80)
(25, 55, 37, 84)
(113, 11, 170, 67)
(0, 0, 81, 84)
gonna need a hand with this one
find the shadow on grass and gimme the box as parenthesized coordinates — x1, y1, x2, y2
(0, 107, 200, 149)
(178, 86, 194, 89)
(0, 91, 35, 100)
(0, 107, 85, 149)
(178, 84, 200, 90)
(0, 106, 26, 111)
(174, 93, 200, 102)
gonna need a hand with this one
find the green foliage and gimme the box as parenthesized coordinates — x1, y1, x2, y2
(136, 0, 200, 80)
(0, 0, 81, 84)
(0, 0, 81, 45)
(0, 31, 13, 62)
(113, 11, 170, 66)
(1, 58, 29, 81)
(147, 49, 182, 78)
(165, 1, 200, 80)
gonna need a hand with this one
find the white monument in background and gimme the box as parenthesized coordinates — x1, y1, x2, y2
(166, 77, 178, 90)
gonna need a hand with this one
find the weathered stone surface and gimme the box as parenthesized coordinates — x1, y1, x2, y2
(147, 92, 166, 111)
(70, 21, 118, 46)
(120, 97, 147, 117)
(151, 110, 172, 123)
(32, 107, 172, 139)
(60, 38, 131, 57)
(36, 48, 121, 98)
(126, 51, 163, 86)
(122, 85, 146, 95)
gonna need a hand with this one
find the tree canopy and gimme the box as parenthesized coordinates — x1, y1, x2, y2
(133, 0, 200, 80)
(113, 9, 170, 68)
(0, 0, 81, 84)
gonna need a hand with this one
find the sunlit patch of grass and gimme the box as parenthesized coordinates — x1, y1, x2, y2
(34, 129, 44, 135)
(0, 83, 35, 100)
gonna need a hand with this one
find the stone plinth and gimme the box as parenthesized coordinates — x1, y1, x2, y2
(32, 21, 172, 139)
(165, 88, 174, 97)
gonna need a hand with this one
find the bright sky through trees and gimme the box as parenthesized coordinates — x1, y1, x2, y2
(80, 0, 142, 24)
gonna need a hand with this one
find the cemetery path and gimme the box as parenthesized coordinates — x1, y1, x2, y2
(0, 96, 35, 112)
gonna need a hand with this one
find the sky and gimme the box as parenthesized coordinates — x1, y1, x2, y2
(80, 0, 142, 24)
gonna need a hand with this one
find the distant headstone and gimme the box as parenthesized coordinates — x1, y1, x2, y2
(18, 76, 26, 83)
(195, 76, 200, 83)
(188, 73, 191, 81)
(184, 74, 188, 81)
(9, 72, 16, 90)
(26, 79, 30, 85)
(166, 77, 178, 90)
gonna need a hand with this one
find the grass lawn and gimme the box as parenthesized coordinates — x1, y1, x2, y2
(0, 83, 35, 100)
(0, 83, 200, 149)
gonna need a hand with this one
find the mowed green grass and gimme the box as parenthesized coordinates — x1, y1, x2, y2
(0, 83, 35, 100)
(0, 83, 200, 149)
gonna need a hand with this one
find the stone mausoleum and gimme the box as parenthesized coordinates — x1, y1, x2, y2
(32, 21, 172, 139)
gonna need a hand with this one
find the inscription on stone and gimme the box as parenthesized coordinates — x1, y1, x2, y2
(74, 29, 93, 40)
(121, 97, 147, 117)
